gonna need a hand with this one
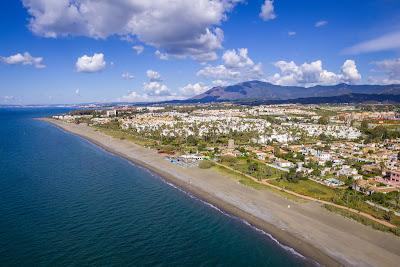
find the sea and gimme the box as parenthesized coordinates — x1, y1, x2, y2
(0, 108, 315, 266)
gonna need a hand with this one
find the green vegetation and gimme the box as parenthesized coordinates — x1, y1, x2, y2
(70, 109, 99, 116)
(271, 179, 337, 201)
(360, 120, 400, 141)
(271, 178, 400, 227)
(213, 165, 303, 202)
(324, 204, 400, 237)
(359, 104, 399, 112)
(280, 168, 307, 183)
(198, 160, 215, 169)
(94, 124, 157, 147)
(368, 191, 400, 211)
(330, 190, 398, 224)
(219, 156, 283, 180)
(318, 115, 330, 125)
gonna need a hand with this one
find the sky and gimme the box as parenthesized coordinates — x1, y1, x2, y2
(0, 0, 400, 105)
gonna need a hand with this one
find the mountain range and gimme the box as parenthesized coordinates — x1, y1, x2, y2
(190, 81, 400, 103)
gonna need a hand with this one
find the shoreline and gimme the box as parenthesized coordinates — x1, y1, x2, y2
(41, 118, 400, 267)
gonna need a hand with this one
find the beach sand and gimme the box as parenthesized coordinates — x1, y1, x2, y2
(42, 118, 400, 267)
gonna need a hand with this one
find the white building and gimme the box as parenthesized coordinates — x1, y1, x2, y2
(106, 109, 117, 117)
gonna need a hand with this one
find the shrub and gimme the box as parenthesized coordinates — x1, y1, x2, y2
(198, 160, 215, 169)
(220, 156, 237, 164)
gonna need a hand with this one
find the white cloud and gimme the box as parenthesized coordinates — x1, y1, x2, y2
(22, 0, 242, 61)
(143, 70, 170, 96)
(75, 53, 106, 73)
(212, 79, 229, 86)
(315, 20, 328, 27)
(1, 96, 16, 103)
(155, 50, 169, 60)
(197, 65, 240, 80)
(146, 70, 161, 81)
(341, 59, 361, 83)
(0, 52, 45, 68)
(371, 58, 400, 84)
(268, 59, 361, 87)
(260, 0, 276, 21)
(122, 72, 135, 80)
(75, 89, 80, 95)
(288, 31, 296, 36)
(343, 31, 400, 55)
(132, 45, 144, 55)
(119, 91, 180, 102)
(222, 48, 255, 68)
(120, 69, 175, 102)
(198, 48, 263, 82)
(180, 83, 210, 97)
(143, 81, 170, 96)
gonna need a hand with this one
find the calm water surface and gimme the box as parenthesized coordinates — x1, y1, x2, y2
(0, 108, 315, 266)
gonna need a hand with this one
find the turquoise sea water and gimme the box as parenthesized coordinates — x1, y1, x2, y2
(0, 108, 315, 266)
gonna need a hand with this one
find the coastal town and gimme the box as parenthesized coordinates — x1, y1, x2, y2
(53, 103, 400, 235)
(5, 0, 400, 266)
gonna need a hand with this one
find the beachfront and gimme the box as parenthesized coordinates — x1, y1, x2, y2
(43, 118, 400, 267)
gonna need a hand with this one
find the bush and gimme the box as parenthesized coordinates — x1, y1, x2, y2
(220, 156, 237, 165)
(198, 160, 215, 169)
(281, 168, 307, 183)
(318, 116, 329, 125)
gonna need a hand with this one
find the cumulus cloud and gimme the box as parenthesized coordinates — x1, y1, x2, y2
(180, 83, 210, 97)
(75, 53, 106, 73)
(343, 31, 400, 55)
(119, 91, 151, 102)
(143, 70, 171, 96)
(0, 52, 45, 68)
(146, 70, 161, 81)
(197, 48, 263, 84)
(132, 45, 144, 55)
(120, 69, 175, 102)
(341, 60, 361, 83)
(22, 0, 242, 61)
(260, 0, 276, 21)
(122, 72, 134, 80)
(268, 59, 361, 87)
(371, 58, 400, 84)
(197, 65, 240, 80)
(288, 31, 296, 36)
(222, 48, 255, 68)
(143, 81, 170, 96)
(120, 70, 209, 102)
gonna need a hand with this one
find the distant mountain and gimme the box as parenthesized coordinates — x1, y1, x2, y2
(190, 81, 400, 102)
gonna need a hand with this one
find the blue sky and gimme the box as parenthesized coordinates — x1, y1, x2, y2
(1, 0, 400, 105)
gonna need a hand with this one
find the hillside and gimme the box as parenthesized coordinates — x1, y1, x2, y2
(190, 81, 400, 102)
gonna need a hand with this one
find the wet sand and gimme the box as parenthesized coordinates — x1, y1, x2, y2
(42, 118, 400, 267)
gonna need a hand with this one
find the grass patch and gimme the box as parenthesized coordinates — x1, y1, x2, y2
(272, 179, 400, 227)
(324, 204, 400, 237)
(94, 126, 156, 147)
(213, 165, 303, 202)
(198, 160, 215, 169)
(270, 179, 337, 201)
(219, 157, 283, 180)
(214, 165, 269, 190)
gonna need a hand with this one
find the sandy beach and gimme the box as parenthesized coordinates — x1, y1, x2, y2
(42, 118, 400, 267)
